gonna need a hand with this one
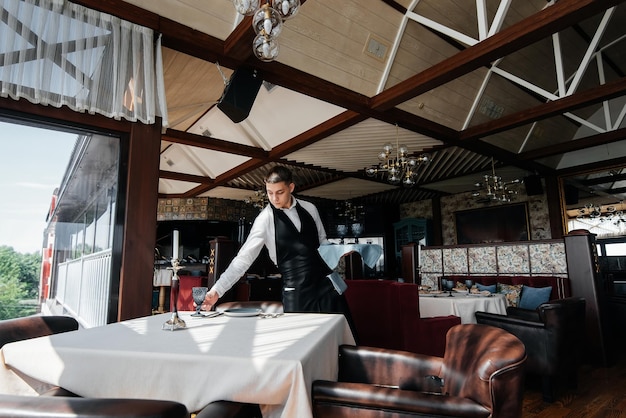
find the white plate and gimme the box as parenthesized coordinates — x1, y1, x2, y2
(223, 308, 262, 317)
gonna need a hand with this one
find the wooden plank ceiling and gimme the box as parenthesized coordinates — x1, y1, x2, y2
(70, 0, 626, 207)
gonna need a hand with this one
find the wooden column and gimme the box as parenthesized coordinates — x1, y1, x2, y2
(117, 121, 161, 321)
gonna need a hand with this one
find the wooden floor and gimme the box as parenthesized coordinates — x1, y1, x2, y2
(521, 340, 626, 418)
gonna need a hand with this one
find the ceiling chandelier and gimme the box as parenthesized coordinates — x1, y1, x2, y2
(232, 0, 300, 62)
(365, 124, 430, 187)
(244, 190, 268, 210)
(471, 158, 522, 202)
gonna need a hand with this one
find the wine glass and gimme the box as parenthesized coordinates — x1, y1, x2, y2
(442, 279, 454, 297)
(351, 223, 363, 243)
(191, 286, 208, 317)
(336, 224, 348, 244)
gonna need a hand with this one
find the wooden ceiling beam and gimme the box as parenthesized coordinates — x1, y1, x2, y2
(370, 0, 624, 110)
(163, 129, 268, 159)
(460, 77, 626, 142)
(517, 127, 626, 162)
(159, 170, 213, 184)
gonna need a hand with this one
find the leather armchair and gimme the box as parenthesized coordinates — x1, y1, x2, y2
(0, 315, 78, 348)
(312, 324, 527, 418)
(195, 401, 261, 418)
(475, 297, 586, 402)
(0, 394, 189, 418)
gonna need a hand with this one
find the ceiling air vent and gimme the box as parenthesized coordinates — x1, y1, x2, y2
(365, 35, 389, 61)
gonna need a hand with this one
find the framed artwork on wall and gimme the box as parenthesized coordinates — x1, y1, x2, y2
(455, 203, 530, 244)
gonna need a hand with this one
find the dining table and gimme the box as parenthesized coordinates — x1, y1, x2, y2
(0, 311, 355, 418)
(419, 291, 508, 324)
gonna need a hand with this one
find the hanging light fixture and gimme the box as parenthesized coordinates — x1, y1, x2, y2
(471, 158, 522, 202)
(365, 124, 430, 187)
(232, 0, 301, 62)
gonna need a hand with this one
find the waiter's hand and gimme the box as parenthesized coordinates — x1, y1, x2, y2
(201, 289, 219, 311)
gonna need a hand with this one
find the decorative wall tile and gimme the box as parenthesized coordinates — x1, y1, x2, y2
(421, 248, 442, 272)
(529, 243, 567, 274)
(443, 248, 468, 273)
(420, 273, 439, 289)
(468, 247, 497, 273)
(157, 197, 258, 222)
(497, 245, 530, 273)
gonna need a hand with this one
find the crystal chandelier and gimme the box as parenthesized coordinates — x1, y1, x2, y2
(471, 158, 522, 202)
(244, 190, 268, 210)
(365, 124, 430, 187)
(232, 0, 300, 62)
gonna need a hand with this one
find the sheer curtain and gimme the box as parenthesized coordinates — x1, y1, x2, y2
(0, 0, 168, 128)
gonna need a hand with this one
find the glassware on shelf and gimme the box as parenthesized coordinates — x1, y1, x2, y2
(336, 224, 348, 244)
(351, 223, 364, 243)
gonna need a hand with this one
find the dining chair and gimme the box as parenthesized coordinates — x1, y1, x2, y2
(475, 296, 586, 402)
(0, 315, 79, 348)
(0, 394, 189, 418)
(195, 400, 262, 418)
(0, 315, 81, 396)
(312, 324, 527, 418)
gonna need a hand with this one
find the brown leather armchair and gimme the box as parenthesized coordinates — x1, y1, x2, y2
(0, 315, 80, 397)
(312, 324, 527, 418)
(475, 297, 586, 402)
(0, 315, 78, 348)
(0, 394, 189, 418)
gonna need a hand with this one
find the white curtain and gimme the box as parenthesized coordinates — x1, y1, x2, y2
(0, 0, 168, 128)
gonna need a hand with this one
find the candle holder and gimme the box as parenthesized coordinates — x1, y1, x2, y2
(162, 258, 187, 331)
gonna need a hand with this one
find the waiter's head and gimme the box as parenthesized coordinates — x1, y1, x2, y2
(265, 166, 295, 209)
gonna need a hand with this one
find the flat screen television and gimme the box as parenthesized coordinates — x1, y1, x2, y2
(455, 203, 529, 244)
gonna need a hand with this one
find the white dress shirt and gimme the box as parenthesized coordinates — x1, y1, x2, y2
(211, 197, 329, 297)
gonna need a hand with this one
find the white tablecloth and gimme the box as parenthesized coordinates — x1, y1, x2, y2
(0, 312, 354, 418)
(318, 244, 383, 269)
(419, 293, 507, 324)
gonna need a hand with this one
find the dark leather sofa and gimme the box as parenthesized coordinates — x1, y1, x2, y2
(475, 297, 586, 402)
(312, 324, 527, 418)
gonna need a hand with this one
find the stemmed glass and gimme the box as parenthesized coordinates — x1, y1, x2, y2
(336, 224, 348, 244)
(191, 286, 209, 317)
(442, 279, 454, 297)
(351, 223, 363, 243)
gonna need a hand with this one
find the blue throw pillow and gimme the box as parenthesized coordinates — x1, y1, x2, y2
(476, 283, 496, 293)
(518, 286, 552, 310)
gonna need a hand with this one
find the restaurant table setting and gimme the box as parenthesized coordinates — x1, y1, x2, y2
(0, 311, 355, 418)
(317, 243, 383, 270)
(418, 287, 507, 324)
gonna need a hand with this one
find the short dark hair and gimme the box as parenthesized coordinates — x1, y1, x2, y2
(265, 166, 293, 184)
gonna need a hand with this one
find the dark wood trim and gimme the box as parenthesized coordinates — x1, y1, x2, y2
(518, 127, 626, 162)
(369, 0, 623, 110)
(164, 129, 268, 158)
(118, 120, 162, 321)
(159, 170, 213, 185)
(545, 175, 565, 239)
(460, 77, 626, 142)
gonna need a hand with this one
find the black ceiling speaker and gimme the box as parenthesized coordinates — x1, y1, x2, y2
(217, 67, 263, 123)
(524, 175, 543, 196)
